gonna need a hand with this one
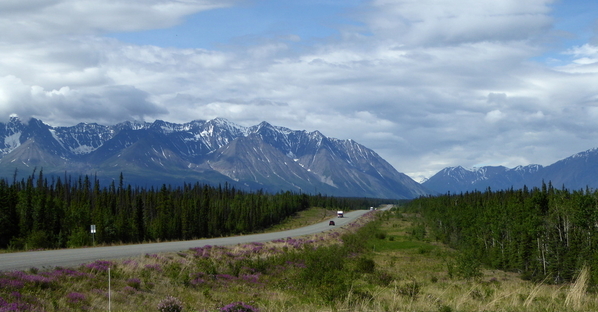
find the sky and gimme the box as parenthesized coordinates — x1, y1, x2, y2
(1, 0, 598, 182)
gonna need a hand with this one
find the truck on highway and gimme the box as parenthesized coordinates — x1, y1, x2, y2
(337, 211, 344, 218)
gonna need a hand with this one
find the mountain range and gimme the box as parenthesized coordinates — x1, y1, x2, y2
(423, 148, 598, 194)
(0, 117, 429, 199)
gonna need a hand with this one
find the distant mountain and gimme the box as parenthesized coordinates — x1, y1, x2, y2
(533, 148, 598, 190)
(423, 165, 543, 194)
(424, 148, 598, 193)
(0, 117, 430, 199)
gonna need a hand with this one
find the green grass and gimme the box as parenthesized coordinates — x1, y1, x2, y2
(369, 236, 437, 252)
(262, 206, 337, 232)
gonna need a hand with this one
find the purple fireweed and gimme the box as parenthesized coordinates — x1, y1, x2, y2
(126, 278, 141, 290)
(0, 301, 36, 311)
(190, 277, 206, 287)
(157, 295, 183, 312)
(122, 286, 137, 294)
(1, 272, 54, 290)
(122, 260, 139, 268)
(189, 272, 207, 287)
(66, 292, 86, 304)
(49, 267, 91, 279)
(190, 247, 212, 258)
(0, 279, 24, 290)
(8, 292, 21, 300)
(84, 260, 113, 272)
(240, 274, 261, 284)
(216, 274, 236, 281)
(144, 264, 163, 272)
(250, 246, 263, 253)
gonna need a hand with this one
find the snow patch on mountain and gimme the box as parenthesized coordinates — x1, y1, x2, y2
(569, 147, 598, 159)
(3, 132, 21, 153)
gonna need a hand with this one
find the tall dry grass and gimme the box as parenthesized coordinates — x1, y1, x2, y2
(565, 265, 590, 310)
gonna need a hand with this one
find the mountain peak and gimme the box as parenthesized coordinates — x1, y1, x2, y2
(0, 117, 429, 199)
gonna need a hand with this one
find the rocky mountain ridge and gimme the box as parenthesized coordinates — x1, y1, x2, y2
(0, 117, 430, 199)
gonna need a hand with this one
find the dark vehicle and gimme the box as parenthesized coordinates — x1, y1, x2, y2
(329, 220, 335, 226)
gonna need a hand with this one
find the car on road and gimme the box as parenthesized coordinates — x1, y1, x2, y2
(329, 220, 335, 226)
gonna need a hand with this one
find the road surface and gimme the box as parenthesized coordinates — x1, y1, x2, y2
(0, 208, 381, 272)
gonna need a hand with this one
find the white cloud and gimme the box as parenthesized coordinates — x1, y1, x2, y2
(0, 74, 166, 124)
(485, 110, 505, 123)
(2, 0, 598, 181)
(0, 0, 236, 42)
(361, 0, 553, 46)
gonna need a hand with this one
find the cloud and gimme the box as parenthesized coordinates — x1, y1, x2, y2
(0, 75, 166, 124)
(0, 0, 236, 42)
(2, 0, 598, 181)
(559, 44, 598, 73)
(485, 110, 505, 123)
(359, 0, 553, 46)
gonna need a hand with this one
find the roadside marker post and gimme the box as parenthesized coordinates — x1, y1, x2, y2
(90, 225, 96, 246)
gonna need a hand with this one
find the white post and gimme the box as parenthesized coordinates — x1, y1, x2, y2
(90, 225, 96, 246)
(108, 267, 111, 311)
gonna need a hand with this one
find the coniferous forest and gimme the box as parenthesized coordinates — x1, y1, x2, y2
(406, 183, 598, 285)
(0, 170, 388, 250)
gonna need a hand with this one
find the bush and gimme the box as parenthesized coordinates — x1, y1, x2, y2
(374, 232, 387, 240)
(295, 244, 352, 303)
(301, 244, 346, 285)
(355, 257, 376, 274)
(455, 252, 482, 280)
(157, 296, 183, 312)
(341, 232, 367, 252)
(438, 305, 453, 312)
(67, 228, 91, 248)
(396, 280, 420, 298)
(371, 270, 394, 286)
(26, 230, 52, 249)
(410, 224, 427, 240)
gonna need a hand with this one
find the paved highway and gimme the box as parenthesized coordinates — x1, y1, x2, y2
(0, 208, 380, 272)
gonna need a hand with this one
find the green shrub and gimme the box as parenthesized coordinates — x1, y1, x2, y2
(396, 280, 420, 298)
(371, 270, 394, 286)
(301, 244, 346, 285)
(374, 232, 387, 240)
(342, 232, 367, 252)
(455, 252, 482, 280)
(26, 230, 53, 249)
(67, 228, 91, 248)
(438, 305, 453, 312)
(355, 257, 376, 274)
(410, 224, 427, 240)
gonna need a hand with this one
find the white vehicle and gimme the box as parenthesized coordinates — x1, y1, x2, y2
(337, 211, 344, 218)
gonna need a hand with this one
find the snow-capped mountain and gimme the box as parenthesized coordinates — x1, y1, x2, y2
(424, 148, 598, 194)
(423, 165, 543, 194)
(0, 117, 430, 199)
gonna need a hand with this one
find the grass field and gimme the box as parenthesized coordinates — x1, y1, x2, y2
(262, 206, 338, 232)
(1, 208, 597, 311)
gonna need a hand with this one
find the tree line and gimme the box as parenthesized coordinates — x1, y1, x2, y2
(405, 183, 598, 285)
(0, 170, 388, 250)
